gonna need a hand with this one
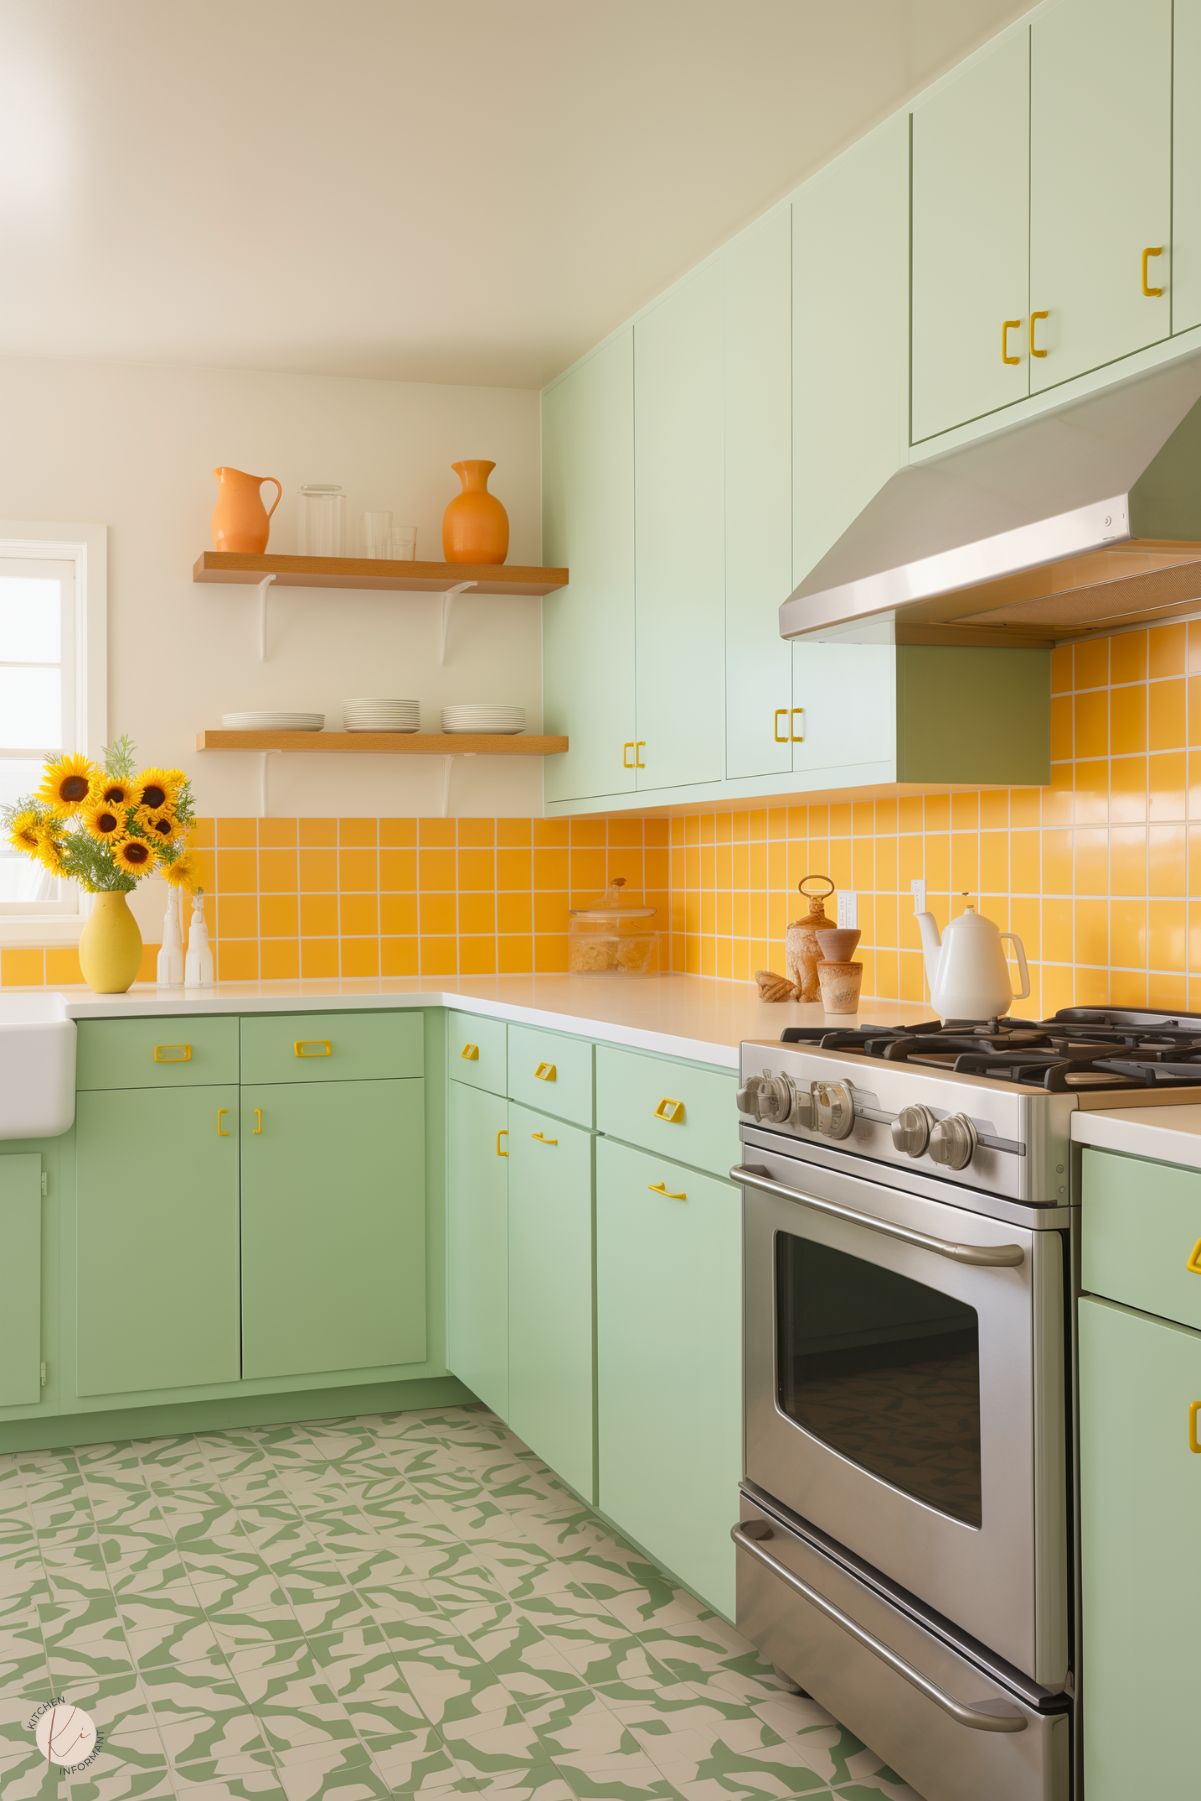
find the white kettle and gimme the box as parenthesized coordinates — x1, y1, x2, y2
(916, 900, 1030, 1022)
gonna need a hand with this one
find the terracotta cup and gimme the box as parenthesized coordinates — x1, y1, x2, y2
(817, 959, 864, 1015)
(816, 927, 862, 962)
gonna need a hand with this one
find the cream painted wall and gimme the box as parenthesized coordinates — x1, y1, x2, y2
(0, 356, 544, 824)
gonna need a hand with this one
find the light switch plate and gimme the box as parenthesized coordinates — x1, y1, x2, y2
(910, 878, 927, 915)
(837, 891, 859, 929)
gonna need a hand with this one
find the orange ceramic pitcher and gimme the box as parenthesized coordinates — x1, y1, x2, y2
(211, 466, 282, 554)
(442, 460, 509, 565)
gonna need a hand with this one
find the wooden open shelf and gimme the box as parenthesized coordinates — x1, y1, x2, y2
(196, 730, 568, 755)
(193, 552, 568, 596)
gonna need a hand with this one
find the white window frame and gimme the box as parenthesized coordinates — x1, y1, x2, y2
(0, 522, 107, 946)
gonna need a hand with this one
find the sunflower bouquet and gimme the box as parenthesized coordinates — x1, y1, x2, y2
(3, 737, 200, 894)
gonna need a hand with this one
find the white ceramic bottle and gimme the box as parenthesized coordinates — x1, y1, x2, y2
(156, 887, 184, 987)
(184, 891, 215, 988)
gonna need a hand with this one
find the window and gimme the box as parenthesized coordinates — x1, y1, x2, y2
(0, 525, 107, 941)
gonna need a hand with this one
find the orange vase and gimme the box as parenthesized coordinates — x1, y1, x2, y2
(211, 466, 283, 554)
(442, 460, 509, 565)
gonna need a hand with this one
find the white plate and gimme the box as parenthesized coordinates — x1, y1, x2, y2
(441, 721, 524, 735)
(344, 723, 420, 733)
(223, 713, 324, 730)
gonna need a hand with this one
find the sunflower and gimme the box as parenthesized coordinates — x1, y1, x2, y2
(161, 850, 199, 891)
(81, 797, 128, 844)
(137, 805, 180, 845)
(7, 808, 44, 855)
(99, 779, 131, 807)
(113, 837, 155, 878)
(38, 753, 98, 817)
(34, 831, 67, 876)
(133, 767, 181, 812)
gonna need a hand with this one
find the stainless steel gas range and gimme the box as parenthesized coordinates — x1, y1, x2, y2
(731, 1009, 1201, 1801)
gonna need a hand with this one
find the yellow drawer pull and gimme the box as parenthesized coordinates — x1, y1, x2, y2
(1188, 1238, 1201, 1275)
(253, 1107, 263, 1137)
(790, 706, 805, 744)
(153, 1043, 192, 1063)
(622, 741, 635, 770)
(496, 1128, 509, 1158)
(1142, 245, 1165, 297)
(634, 740, 646, 769)
(1190, 1401, 1201, 1454)
(534, 1061, 557, 1082)
(649, 1180, 687, 1201)
(294, 1039, 332, 1058)
(773, 708, 789, 745)
(460, 1043, 480, 1061)
(216, 1107, 232, 1138)
(1001, 318, 1022, 365)
(531, 1130, 559, 1146)
(655, 1097, 685, 1123)
(1029, 309, 1049, 359)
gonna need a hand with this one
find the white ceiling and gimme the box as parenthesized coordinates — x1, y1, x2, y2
(3, 0, 1029, 389)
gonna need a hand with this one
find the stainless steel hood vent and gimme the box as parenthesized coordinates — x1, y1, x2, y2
(780, 357, 1201, 647)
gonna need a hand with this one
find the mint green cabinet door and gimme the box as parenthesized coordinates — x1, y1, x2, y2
(723, 204, 793, 782)
(543, 329, 637, 804)
(1080, 1296, 1201, 1798)
(911, 28, 1030, 441)
(634, 260, 724, 791)
(446, 1081, 508, 1417)
(76, 1088, 240, 1397)
(596, 1139, 741, 1617)
(1029, 0, 1171, 391)
(507, 1104, 594, 1498)
(241, 1080, 426, 1381)
(1174, 0, 1201, 335)
(792, 641, 896, 779)
(0, 1154, 42, 1408)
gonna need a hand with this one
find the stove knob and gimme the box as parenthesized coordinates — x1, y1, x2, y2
(758, 1073, 797, 1124)
(736, 1076, 764, 1116)
(790, 1085, 816, 1130)
(812, 1080, 855, 1140)
(891, 1104, 935, 1157)
(928, 1113, 978, 1171)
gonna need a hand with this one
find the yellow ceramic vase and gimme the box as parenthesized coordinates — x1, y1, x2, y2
(78, 892, 143, 994)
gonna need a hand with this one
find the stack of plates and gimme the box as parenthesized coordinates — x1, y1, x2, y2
(222, 710, 324, 731)
(441, 705, 526, 736)
(343, 698, 420, 733)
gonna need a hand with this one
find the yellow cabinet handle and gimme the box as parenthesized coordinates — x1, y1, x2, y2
(1029, 310, 1049, 359)
(634, 740, 646, 769)
(534, 1061, 557, 1082)
(773, 708, 789, 744)
(531, 1130, 558, 1146)
(153, 1043, 192, 1063)
(654, 1097, 685, 1123)
(1142, 245, 1165, 297)
(622, 741, 635, 769)
(1002, 318, 1022, 365)
(253, 1107, 263, 1136)
(216, 1107, 232, 1138)
(790, 706, 805, 744)
(1190, 1400, 1201, 1454)
(649, 1180, 687, 1201)
(496, 1128, 509, 1158)
(294, 1039, 332, 1058)
(1187, 1237, 1201, 1274)
(460, 1043, 480, 1061)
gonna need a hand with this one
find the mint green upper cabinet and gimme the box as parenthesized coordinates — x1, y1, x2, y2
(911, 28, 1030, 442)
(240, 1079, 426, 1381)
(792, 641, 896, 778)
(1029, 0, 1171, 391)
(507, 1103, 594, 1499)
(76, 1088, 240, 1397)
(723, 205, 793, 782)
(1174, 0, 1201, 335)
(596, 1139, 741, 1617)
(0, 1153, 43, 1408)
(1079, 1296, 1201, 1799)
(446, 1081, 509, 1417)
(542, 329, 636, 805)
(634, 260, 725, 791)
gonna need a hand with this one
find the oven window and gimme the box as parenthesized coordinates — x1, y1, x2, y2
(776, 1233, 982, 1528)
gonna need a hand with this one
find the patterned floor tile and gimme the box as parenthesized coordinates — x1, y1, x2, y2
(362, 1724, 462, 1794)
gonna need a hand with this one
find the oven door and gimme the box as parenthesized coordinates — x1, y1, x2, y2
(737, 1138, 1067, 1687)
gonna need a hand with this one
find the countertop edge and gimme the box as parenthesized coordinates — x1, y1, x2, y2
(1071, 1105, 1201, 1171)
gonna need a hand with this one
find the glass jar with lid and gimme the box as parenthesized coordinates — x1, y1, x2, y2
(568, 878, 660, 975)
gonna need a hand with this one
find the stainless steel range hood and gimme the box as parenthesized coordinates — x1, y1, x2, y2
(780, 357, 1201, 647)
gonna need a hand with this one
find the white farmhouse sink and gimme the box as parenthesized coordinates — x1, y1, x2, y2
(0, 990, 76, 1139)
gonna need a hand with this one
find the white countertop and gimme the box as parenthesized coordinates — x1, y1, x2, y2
(1072, 1104, 1201, 1172)
(44, 975, 930, 1068)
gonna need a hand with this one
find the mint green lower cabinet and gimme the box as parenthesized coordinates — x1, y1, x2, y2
(240, 1080, 426, 1381)
(76, 1088, 240, 1397)
(507, 1103, 594, 1499)
(595, 1139, 741, 1617)
(446, 1081, 509, 1416)
(1080, 1295, 1201, 1798)
(0, 1153, 43, 1408)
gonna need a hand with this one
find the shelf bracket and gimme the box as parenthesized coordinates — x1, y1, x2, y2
(437, 581, 476, 666)
(256, 573, 278, 663)
(258, 749, 281, 817)
(438, 751, 478, 818)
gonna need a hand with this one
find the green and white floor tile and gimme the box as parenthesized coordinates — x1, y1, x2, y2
(0, 1405, 923, 1800)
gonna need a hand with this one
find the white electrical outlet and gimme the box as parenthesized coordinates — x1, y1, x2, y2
(910, 878, 927, 914)
(837, 890, 859, 929)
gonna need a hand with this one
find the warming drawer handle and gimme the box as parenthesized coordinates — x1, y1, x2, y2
(729, 1164, 1025, 1268)
(730, 1522, 1028, 1735)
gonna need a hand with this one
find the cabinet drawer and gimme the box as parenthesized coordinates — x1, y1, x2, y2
(1083, 1147, 1201, 1329)
(447, 1012, 507, 1095)
(240, 1012, 423, 1084)
(596, 1045, 738, 1175)
(507, 1024, 593, 1126)
(76, 1017, 238, 1090)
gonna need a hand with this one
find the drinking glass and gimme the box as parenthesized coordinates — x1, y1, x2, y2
(389, 524, 417, 561)
(362, 510, 393, 558)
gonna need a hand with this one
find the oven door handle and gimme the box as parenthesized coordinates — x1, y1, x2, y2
(730, 1165, 1025, 1268)
(731, 1522, 1028, 1734)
